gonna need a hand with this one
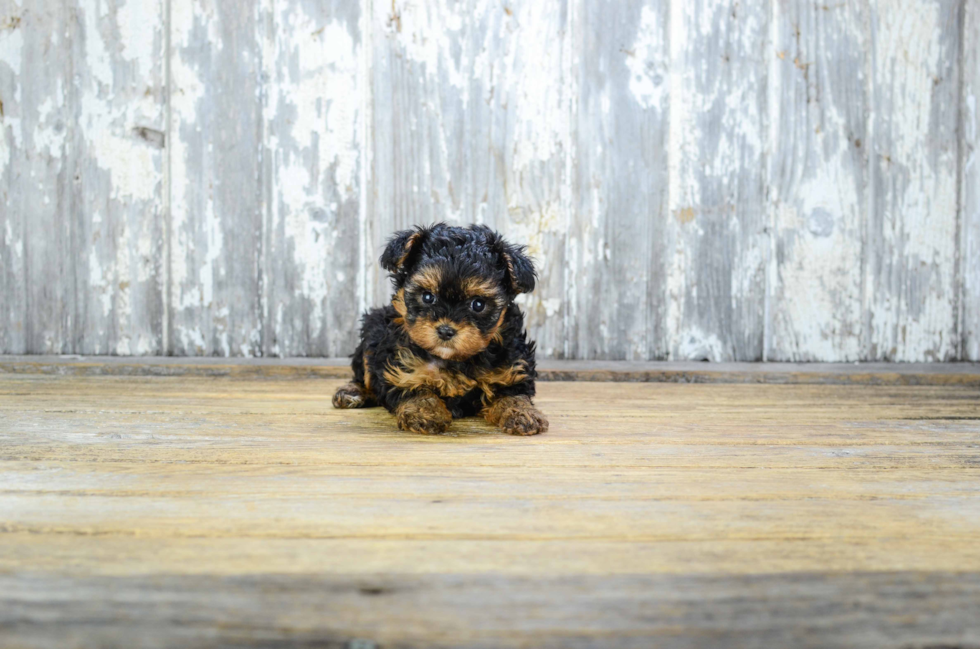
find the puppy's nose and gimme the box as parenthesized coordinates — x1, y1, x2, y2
(436, 324, 456, 341)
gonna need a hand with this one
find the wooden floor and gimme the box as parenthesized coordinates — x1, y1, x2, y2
(2, 367, 980, 648)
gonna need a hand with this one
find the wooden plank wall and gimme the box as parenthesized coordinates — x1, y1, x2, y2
(0, 0, 976, 361)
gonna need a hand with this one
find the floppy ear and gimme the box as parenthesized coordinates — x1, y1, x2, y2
(498, 240, 536, 295)
(380, 227, 426, 274)
(501, 243, 536, 294)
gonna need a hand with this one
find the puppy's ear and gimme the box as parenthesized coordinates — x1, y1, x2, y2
(380, 226, 426, 274)
(500, 242, 536, 294)
(475, 225, 536, 295)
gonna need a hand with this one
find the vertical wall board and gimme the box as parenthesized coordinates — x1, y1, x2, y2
(0, 0, 27, 353)
(765, 0, 869, 361)
(866, 0, 960, 361)
(368, 0, 569, 357)
(70, 0, 166, 355)
(567, 0, 669, 360)
(666, 0, 769, 361)
(170, 0, 264, 356)
(260, 0, 361, 358)
(963, 0, 979, 361)
(0, 2, 73, 354)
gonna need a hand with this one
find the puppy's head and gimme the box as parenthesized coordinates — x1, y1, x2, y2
(382, 223, 536, 361)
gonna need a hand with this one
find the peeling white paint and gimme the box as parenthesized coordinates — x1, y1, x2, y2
(115, 0, 155, 74)
(1, 0, 974, 361)
(32, 95, 65, 153)
(626, 6, 666, 109)
(666, 0, 767, 361)
(869, 0, 959, 361)
(0, 18, 24, 76)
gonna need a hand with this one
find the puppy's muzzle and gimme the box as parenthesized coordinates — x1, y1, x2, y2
(436, 324, 457, 341)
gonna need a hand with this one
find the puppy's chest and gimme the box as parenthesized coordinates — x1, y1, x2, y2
(383, 352, 526, 399)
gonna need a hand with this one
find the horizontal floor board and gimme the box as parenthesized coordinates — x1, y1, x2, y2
(2, 572, 980, 649)
(2, 373, 979, 646)
(2, 356, 979, 385)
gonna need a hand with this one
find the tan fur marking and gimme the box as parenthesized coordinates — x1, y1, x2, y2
(461, 276, 501, 298)
(475, 360, 528, 400)
(384, 349, 477, 398)
(401, 306, 508, 361)
(409, 266, 443, 293)
(502, 252, 519, 292)
(482, 395, 548, 436)
(445, 322, 490, 360)
(392, 288, 407, 316)
(383, 349, 527, 401)
(363, 352, 372, 392)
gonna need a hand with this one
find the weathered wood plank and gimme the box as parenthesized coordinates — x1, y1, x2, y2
(169, 0, 263, 356)
(70, 0, 166, 355)
(0, 1, 73, 354)
(0, 0, 27, 353)
(766, 0, 869, 361)
(963, 0, 980, 361)
(666, 0, 769, 361)
(866, 0, 961, 361)
(1, 375, 980, 645)
(2, 572, 980, 649)
(260, 0, 361, 358)
(2, 355, 980, 385)
(368, 0, 569, 357)
(566, 0, 668, 360)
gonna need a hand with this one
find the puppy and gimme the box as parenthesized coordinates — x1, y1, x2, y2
(333, 223, 548, 436)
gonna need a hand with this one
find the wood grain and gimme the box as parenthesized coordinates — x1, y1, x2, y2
(567, 0, 669, 360)
(0, 1, 73, 354)
(260, 0, 361, 358)
(0, 0, 976, 362)
(866, 0, 961, 361)
(1, 373, 979, 646)
(3, 355, 980, 385)
(169, 0, 264, 356)
(666, 0, 769, 362)
(2, 572, 980, 649)
(766, 0, 869, 361)
(963, 0, 980, 361)
(71, 0, 167, 355)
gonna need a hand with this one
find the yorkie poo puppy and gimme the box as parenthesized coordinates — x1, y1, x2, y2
(333, 223, 548, 436)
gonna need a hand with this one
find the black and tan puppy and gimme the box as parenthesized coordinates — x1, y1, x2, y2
(333, 223, 548, 436)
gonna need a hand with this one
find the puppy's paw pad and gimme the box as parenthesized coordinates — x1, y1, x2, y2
(396, 397, 453, 435)
(333, 383, 367, 409)
(501, 407, 549, 436)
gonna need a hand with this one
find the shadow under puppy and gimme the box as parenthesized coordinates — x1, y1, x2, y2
(333, 223, 548, 436)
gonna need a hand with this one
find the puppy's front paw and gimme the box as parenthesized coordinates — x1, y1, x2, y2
(483, 396, 549, 436)
(395, 394, 453, 435)
(501, 406, 548, 436)
(333, 382, 372, 409)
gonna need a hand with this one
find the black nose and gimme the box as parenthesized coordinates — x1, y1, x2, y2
(436, 325, 456, 341)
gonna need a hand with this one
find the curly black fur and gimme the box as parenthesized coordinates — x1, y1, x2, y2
(335, 223, 546, 435)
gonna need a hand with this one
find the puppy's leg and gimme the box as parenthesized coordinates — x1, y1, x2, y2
(482, 395, 548, 436)
(333, 381, 376, 409)
(333, 339, 379, 409)
(395, 391, 453, 435)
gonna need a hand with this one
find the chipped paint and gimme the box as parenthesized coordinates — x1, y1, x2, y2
(667, 0, 768, 361)
(867, 0, 960, 361)
(625, 5, 667, 110)
(0, 0, 975, 361)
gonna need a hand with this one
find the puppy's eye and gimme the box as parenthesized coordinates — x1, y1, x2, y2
(422, 291, 435, 305)
(470, 298, 486, 313)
